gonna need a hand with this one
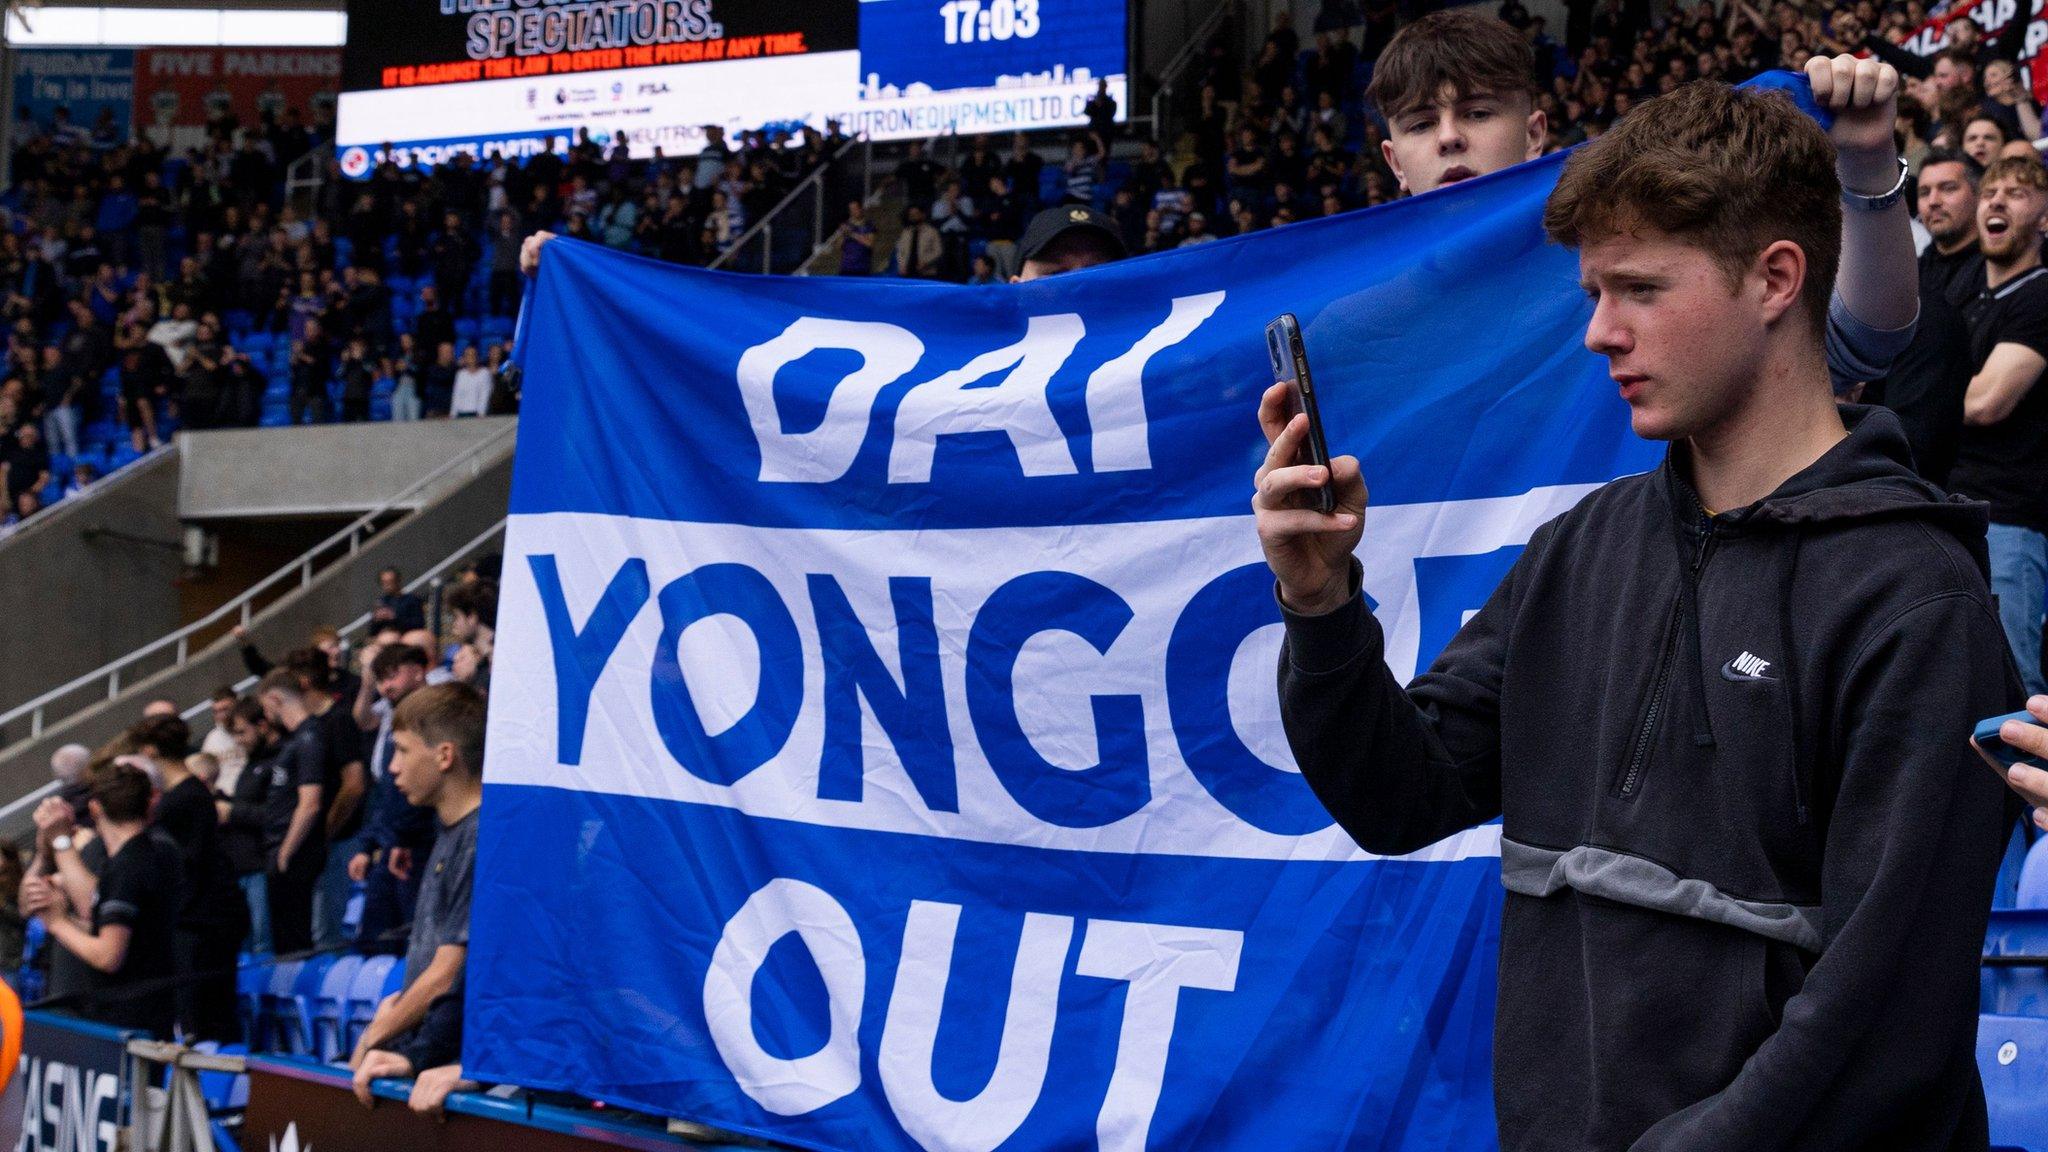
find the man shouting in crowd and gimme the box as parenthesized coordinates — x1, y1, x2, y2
(1255, 81, 2022, 1149)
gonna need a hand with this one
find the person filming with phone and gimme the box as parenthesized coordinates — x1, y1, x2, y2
(1253, 81, 2024, 1149)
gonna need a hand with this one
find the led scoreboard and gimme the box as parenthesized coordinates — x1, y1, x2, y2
(334, 0, 1128, 173)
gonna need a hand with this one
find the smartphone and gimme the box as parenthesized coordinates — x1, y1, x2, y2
(1265, 313, 1335, 515)
(1972, 711, 2048, 780)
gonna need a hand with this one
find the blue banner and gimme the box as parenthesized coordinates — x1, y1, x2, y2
(465, 141, 1663, 1150)
(12, 50, 134, 143)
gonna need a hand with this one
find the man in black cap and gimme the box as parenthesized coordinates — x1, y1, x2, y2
(1012, 205, 1128, 281)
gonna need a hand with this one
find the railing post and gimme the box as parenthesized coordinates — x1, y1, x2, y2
(302, 556, 314, 585)
(30, 707, 41, 738)
(108, 670, 119, 699)
(176, 636, 188, 664)
(762, 225, 772, 274)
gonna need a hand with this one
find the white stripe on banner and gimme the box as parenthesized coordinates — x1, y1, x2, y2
(484, 481, 1601, 865)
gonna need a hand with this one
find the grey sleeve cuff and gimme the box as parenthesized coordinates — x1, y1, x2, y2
(1274, 558, 1379, 675)
(1825, 291, 1918, 392)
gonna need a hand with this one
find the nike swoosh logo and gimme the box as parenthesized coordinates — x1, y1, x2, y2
(1720, 661, 1777, 682)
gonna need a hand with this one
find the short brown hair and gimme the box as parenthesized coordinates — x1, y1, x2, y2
(88, 761, 152, 823)
(1366, 10, 1536, 122)
(1982, 154, 2048, 192)
(230, 697, 268, 729)
(127, 714, 190, 759)
(256, 668, 303, 702)
(1544, 81, 1840, 332)
(370, 643, 429, 681)
(445, 580, 498, 630)
(283, 647, 336, 693)
(392, 682, 487, 778)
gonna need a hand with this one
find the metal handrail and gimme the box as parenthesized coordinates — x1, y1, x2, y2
(1150, 0, 1238, 134)
(0, 422, 518, 740)
(0, 517, 510, 832)
(284, 141, 332, 217)
(796, 139, 883, 277)
(708, 134, 866, 273)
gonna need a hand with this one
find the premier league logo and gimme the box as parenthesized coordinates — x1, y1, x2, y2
(611, 81, 624, 101)
(339, 147, 371, 178)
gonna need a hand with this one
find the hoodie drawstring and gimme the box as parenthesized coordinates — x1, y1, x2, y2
(1778, 529, 1810, 826)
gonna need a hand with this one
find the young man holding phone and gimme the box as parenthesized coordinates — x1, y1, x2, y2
(1371, 11, 1918, 394)
(1255, 82, 2022, 1148)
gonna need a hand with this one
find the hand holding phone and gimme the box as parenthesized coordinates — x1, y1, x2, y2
(1976, 709, 2048, 825)
(1265, 314, 1334, 514)
(1253, 313, 1365, 616)
(1974, 711, 2048, 776)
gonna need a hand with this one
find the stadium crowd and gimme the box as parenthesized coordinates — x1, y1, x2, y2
(0, 0, 2044, 1126)
(9, 558, 498, 1113)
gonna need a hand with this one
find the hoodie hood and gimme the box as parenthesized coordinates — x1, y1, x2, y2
(1669, 403, 1993, 578)
(1655, 405, 1996, 784)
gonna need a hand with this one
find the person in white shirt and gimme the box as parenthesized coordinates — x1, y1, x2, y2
(146, 302, 199, 372)
(199, 687, 247, 798)
(449, 347, 493, 417)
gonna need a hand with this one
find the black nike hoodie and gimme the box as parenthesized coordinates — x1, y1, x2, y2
(1278, 406, 2024, 1151)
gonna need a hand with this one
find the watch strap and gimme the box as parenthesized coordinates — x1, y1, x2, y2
(1842, 156, 1910, 213)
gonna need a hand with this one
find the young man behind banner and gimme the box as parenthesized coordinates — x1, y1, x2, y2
(1371, 12, 1918, 395)
(350, 683, 483, 1109)
(1254, 82, 2021, 1148)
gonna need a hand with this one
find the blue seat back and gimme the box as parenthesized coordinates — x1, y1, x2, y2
(1984, 1014, 2048, 1150)
(345, 955, 398, 1049)
(312, 955, 363, 1062)
(2019, 836, 2048, 910)
(1986, 911, 2048, 1016)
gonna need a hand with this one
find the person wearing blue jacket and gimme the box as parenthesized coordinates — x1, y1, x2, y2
(1255, 82, 2023, 1150)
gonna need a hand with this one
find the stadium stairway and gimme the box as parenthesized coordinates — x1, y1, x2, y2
(0, 419, 515, 839)
(0, 445, 185, 729)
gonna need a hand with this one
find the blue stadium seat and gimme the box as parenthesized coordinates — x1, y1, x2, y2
(1983, 1014, 2048, 1150)
(237, 955, 267, 1040)
(259, 959, 303, 1051)
(344, 955, 398, 1051)
(2019, 837, 2048, 910)
(109, 444, 141, 470)
(269, 955, 336, 1056)
(333, 237, 354, 268)
(1984, 910, 2048, 1016)
(190, 1040, 251, 1111)
(380, 957, 404, 998)
(311, 954, 363, 1062)
(455, 318, 481, 341)
(1038, 167, 1063, 205)
(241, 332, 273, 353)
